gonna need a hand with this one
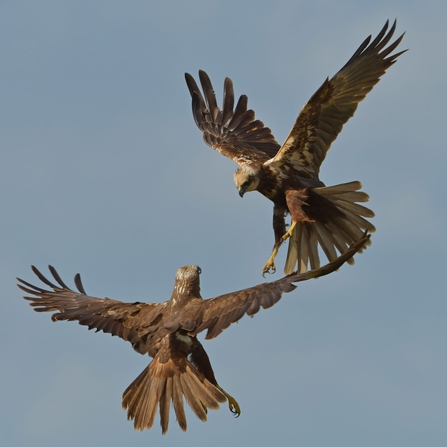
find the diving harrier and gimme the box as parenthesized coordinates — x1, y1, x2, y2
(18, 234, 368, 434)
(185, 20, 405, 275)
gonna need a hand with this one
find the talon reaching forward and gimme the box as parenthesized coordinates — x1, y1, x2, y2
(18, 234, 368, 434)
(186, 20, 405, 275)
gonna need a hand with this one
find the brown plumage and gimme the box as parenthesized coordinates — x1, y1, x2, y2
(185, 20, 406, 275)
(18, 234, 369, 434)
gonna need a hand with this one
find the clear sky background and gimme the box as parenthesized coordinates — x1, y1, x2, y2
(2, 1, 446, 446)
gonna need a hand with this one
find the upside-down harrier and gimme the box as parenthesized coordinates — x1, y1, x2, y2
(18, 234, 368, 434)
(185, 20, 405, 275)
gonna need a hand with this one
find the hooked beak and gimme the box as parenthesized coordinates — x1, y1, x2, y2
(238, 187, 246, 198)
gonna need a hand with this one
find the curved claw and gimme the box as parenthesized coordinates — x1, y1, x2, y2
(262, 245, 280, 276)
(228, 397, 241, 418)
(216, 385, 241, 417)
(262, 260, 277, 277)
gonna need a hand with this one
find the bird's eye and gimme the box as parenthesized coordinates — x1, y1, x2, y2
(197, 267, 202, 274)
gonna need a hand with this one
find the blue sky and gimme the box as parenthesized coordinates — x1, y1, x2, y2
(2, 1, 446, 446)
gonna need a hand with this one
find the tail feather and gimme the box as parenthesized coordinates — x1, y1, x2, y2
(313, 180, 362, 195)
(326, 220, 355, 259)
(181, 375, 208, 422)
(159, 377, 172, 434)
(122, 358, 226, 434)
(333, 215, 364, 241)
(332, 199, 375, 219)
(145, 372, 166, 429)
(307, 225, 320, 271)
(122, 363, 164, 432)
(329, 191, 370, 202)
(297, 223, 308, 272)
(336, 207, 374, 231)
(172, 374, 187, 432)
(315, 222, 338, 262)
(182, 367, 224, 409)
(285, 181, 375, 274)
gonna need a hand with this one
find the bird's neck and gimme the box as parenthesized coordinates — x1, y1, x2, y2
(170, 280, 201, 306)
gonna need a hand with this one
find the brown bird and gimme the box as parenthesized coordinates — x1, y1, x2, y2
(18, 234, 368, 434)
(185, 20, 405, 276)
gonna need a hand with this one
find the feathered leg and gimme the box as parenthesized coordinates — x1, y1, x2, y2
(263, 192, 313, 275)
(190, 339, 241, 417)
(262, 204, 288, 275)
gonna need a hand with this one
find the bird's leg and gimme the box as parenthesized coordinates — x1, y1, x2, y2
(281, 220, 297, 242)
(263, 205, 289, 275)
(262, 221, 299, 275)
(216, 384, 241, 417)
(189, 341, 241, 416)
(283, 190, 313, 242)
(262, 244, 280, 276)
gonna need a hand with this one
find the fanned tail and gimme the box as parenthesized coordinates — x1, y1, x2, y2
(285, 181, 375, 274)
(122, 358, 226, 434)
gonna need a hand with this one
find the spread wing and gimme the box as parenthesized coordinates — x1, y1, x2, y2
(185, 70, 281, 166)
(187, 233, 370, 340)
(271, 20, 406, 179)
(18, 266, 167, 355)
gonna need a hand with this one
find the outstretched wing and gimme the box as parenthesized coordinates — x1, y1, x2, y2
(271, 20, 406, 178)
(185, 70, 281, 166)
(18, 266, 166, 355)
(187, 233, 370, 340)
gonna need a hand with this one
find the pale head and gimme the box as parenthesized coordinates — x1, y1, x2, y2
(175, 265, 202, 282)
(234, 165, 260, 197)
(173, 265, 202, 300)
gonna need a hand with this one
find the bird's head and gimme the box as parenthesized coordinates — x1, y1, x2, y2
(234, 165, 260, 197)
(175, 265, 202, 282)
(172, 265, 202, 302)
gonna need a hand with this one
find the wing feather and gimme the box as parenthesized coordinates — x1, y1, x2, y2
(272, 20, 406, 177)
(198, 70, 220, 122)
(187, 234, 369, 340)
(221, 77, 235, 125)
(17, 266, 165, 354)
(19, 233, 370, 352)
(185, 70, 281, 165)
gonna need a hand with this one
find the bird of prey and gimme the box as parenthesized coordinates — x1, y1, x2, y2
(18, 234, 368, 434)
(185, 20, 405, 276)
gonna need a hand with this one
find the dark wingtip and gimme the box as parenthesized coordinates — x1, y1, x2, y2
(74, 273, 87, 295)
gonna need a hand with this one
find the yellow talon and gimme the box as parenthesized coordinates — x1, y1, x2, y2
(263, 222, 297, 275)
(262, 246, 279, 276)
(281, 221, 296, 242)
(217, 385, 241, 417)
